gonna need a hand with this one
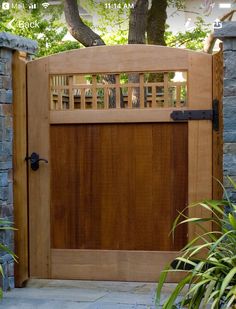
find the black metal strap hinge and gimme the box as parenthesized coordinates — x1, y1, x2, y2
(170, 99, 219, 131)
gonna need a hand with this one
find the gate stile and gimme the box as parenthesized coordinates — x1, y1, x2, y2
(26, 45, 213, 282)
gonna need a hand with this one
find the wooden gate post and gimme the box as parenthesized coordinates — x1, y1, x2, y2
(0, 32, 37, 290)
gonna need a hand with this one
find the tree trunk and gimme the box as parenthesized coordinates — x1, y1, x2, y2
(147, 0, 168, 87)
(128, 0, 148, 44)
(64, 0, 120, 107)
(128, 0, 148, 107)
(147, 0, 168, 46)
(64, 0, 105, 47)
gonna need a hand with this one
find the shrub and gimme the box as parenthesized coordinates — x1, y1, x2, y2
(0, 219, 16, 298)
(156, 177, 236, 309)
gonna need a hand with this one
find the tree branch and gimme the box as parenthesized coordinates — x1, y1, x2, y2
(64, 0, 105, 47)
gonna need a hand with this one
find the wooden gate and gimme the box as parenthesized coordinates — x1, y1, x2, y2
(24, 45, 213, 282)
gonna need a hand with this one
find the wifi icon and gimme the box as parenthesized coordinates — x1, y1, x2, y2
(42, 2, 50, 8)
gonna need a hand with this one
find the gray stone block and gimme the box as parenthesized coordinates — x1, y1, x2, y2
(0, 173, 8, 186)
(0, 89, 12, 103)
(225, 190, 236, 202)
(4, 116, 12, 129)
(0, 204, 12, 218)
(0, 76, 11, 90)
(223, 96, 236, 132)
(7, 170, 12, 182)
(0, 161, 12, 170)
(224, 131, 236, 143)
(224, 153, 236, 175)
(0, 155, 9, 163)
(223, 39, 236, 51)
(0, 49, 12, 60)
(223, 114, 236, 132)
(0, 117, 3, 140)
(224, 52, 236, 79)
(4, 59, 12, 76)
(224, 175, 236, 187)
(0, 62, 5, 75)
(0, 254, 14, 264)
(0, 32, 37, 54)
(0, 141, 12, 156)
(0, 186, 8, 201)
(224, 119, 236, 132)
(5, 128, 13, 142)
(8, 276, 14, 289)
(224, 78, 236, 96)
(0, 275, 9, 291)
(214, 22, 236, 39)
(7, 183, 13, 204)
(0, 230, 13, 249)
(0, 104, 12, 116)
(7, 261, 14, 277)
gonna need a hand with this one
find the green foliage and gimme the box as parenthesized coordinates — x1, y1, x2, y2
(81, 0, 130, 45)
(156, 177, 236, 308)
(0, 0, 210, 56)
(0, 218, 17, 298)
(0, 0, 80, 57)
(165, 17, 211, 51)
(168, 0, 185, 10)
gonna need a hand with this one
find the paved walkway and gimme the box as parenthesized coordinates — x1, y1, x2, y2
(0, 280, 178, 308)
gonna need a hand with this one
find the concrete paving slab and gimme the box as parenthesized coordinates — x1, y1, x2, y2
(27, 279, 149, 293)
(0, 280, 176, 309)
(94, 291, 155, 306)
(86, 304, 156, 309)
(3, 287, 107, 302)
(0, 298, 93, 309)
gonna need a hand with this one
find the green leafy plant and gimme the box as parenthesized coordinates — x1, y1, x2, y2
(0, 219, 17, 298)
(156, 177, 236, 309)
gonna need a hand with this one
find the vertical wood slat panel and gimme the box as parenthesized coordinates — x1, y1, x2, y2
(92, 75, 97, 109)
(80, 89, 86, 109)
(50, 77, 54, 111)
(176, 86, 181, 107)
(58, 90, 62, 110)
(212, 49, 223, 200)
(151, 86, 156, 108)
(188, 52, 213, 240)
(128, 87, 132, 108)
(164, 72, 169, 107)
(13, 51, 29, 287)
(50, 123, 188, 251)
(115, 74, 120, 108)
(27, 58, 51, 278)
(139, 74, 145, 108)
(104, 87, 109, 109)
(68, 76, 74, 110)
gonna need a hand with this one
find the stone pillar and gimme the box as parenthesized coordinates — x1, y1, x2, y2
(214, 22, 236, 201)
(0, 32, 37, 291)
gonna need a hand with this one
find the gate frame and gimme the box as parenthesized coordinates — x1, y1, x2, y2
(13, 44, 222, 286)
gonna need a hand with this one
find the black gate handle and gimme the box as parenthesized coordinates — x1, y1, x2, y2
(25, 152, 48, 171)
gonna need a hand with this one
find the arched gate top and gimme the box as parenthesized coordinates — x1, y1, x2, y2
(28, 44, 212, 74)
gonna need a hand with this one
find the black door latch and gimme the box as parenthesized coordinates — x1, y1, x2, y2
(25, 152, 48, 171)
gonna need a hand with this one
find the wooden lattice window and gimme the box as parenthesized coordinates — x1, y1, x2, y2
(50, 72, 187, 110)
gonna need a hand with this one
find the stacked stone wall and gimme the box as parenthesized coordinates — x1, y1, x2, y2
(0, 32, 36, 291)
(0, 48, 14, 291)
(215, 22, 236, 201)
